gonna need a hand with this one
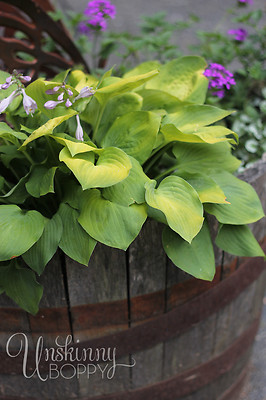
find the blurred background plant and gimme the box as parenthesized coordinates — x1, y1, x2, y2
(47, 0, 265, 168)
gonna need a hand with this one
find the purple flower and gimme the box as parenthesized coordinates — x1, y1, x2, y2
(74, 86, 96, 101)
(46, 86, 60, 95)
(21, 89, 37, 116)
(44, 100, 64, 109)
(228, 28, 248, 41)
(238, 0, 253, 4)
(65, 98, 72, 107)
(75, 115, 84, 141)
(0, 90, 20, 113)
(204, 63, 236, 98)
(84, 0, 116, 19)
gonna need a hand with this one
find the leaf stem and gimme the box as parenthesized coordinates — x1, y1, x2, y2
(154, 164, 178, 181)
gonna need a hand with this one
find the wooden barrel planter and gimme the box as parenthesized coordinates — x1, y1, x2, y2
(0, 158, 265, 400)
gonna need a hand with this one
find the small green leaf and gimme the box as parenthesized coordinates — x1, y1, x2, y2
(0, 173, 30, 204)
(78, 189, 147, 250)
(205, 171, 265, 224)
(145, 176, 204, 243)
(0, 205, 45, 261)
(58, 203, 96, 266)
(0, 122, 27, 142)
(26, 166, 57, 197)
(215, 224, 265, 258)
(0, 261, 43, 314)
(101, 111, 161, 164)
(22, 213, 63, 275)
(162, 221, 215, 281)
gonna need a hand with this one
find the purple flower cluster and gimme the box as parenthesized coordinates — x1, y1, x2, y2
(228, 28, 248, 41)
(204, 63, 236, 98)
(79, 0, 116, 34)
(0, 72, 37, 116)
(238, 0, 253, 4)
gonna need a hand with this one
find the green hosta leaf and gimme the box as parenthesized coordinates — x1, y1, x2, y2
(0, 205, 45, 261)
(138, 89, 189, 113)
(123, 60, 161, 78)
(58, 203, 96, 266)
(0, 261, 43, 314)
(20, 111, 77, 149)
(172, 142, 241, 173)
(145, 176, 204, 243)
(177, 172, 228, 204)
(59, 146, 132, 190)
(25, 166, 57, 197)
(215, 224, 265, 258)
(145, 56, 208, 103)
(0, 173, 30, 204)
(101, 111, 161, 164)
(22, 213, 63, 275)
(78, 189, 147, 250)
(204, 171, 265, 224)
(94, 70, 159, 105)
(162, 221, 215, 281)
(94, 92, 143, 144)
(0, 122, 27, 143)
(102, 156, 151, 206)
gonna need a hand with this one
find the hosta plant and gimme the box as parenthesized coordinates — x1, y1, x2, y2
(0, 56, 264, 314)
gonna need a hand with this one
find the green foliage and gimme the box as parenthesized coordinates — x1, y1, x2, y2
(0, 55, 264, 314)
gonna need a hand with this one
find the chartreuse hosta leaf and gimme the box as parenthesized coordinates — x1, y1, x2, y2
(78, 189, 147, 250)
(145, 176, 204, 243)
(94, 70, 159, 105)
(0, 205, 45, 261)
(145, 56, 208, 104)
(162, 221, 215, 281)
(101, 111, 161, 164)
(177, 172, 229, 204)
(52, 135, 96, 156)
(59, 146, 132, 190)
(123, 60, 162, 78)
(58, 203, 96, 266)
(215, 224, 265, 258)
(20, 110, 77, 149)
(0, 261, 43, 314)
(173, 142, 241, 174)
(102, 156, 151, 206)
(160, 105, 237, 145)
(94, 92, 143, 144)
(26, 166, 57, 197)
(204, 171, 265, 224)
(22, 213, 63, 275)
(138, 89, 189, 113)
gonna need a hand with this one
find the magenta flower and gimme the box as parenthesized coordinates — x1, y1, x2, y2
(204, 63, 236, 98)
(228, 28, 248, 41)
(80, 0, 116, 34)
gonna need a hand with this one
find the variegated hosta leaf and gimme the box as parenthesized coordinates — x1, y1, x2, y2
(0, 205, 45, 261)
(101, 111, 161, 164)
(172, 141, 241, 174)
(162, 221, 215, 281)
(215, 224, 265, 258)
(145, 176, 204, 243)
(78, 189, 147, 250)
(176, 172, 229, 204)
(59, 146, 132, 190)
(145, 56, 208, 103)
(204, 171, 265, 224)
(102, 156, 151, 206)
